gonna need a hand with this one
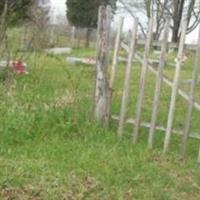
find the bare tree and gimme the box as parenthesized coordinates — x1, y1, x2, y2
(119, 0, 200, 42)
(118, 0, 167, 40)
(118, 0, 147, 38)
(160, 0, 200, 42)
(28, 0, 51, 49)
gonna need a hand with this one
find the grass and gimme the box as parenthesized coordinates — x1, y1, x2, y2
(0, 46, 200, 199)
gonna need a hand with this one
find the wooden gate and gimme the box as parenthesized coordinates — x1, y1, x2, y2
(95, 6, 200, 162)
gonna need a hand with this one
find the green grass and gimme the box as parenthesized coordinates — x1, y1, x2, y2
(0, 47, 200, 199)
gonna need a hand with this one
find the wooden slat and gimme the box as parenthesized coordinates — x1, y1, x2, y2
(133, 18, 153, 143)
(163, 20, 188, 153)
(148, 20, 170, 149)
(110, 17, 124, 89)
(179, 25, 200, 159)
(118, 18, 138, 138)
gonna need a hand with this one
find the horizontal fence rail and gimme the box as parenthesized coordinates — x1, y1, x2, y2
(112, 115, 200, 141)
(137, 40, 197, 51)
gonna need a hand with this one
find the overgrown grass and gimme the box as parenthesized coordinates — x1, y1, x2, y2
(0, 48, 200, 199)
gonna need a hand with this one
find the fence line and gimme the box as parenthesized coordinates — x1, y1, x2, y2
(95, 6, 200, 162)
(121, 43, 200, 112)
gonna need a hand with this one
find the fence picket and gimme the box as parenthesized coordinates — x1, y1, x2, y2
(148, 20, 170, 149)
(179, 25, 200, 158)
(117, 18, 138, 138)
(110, 17, 124, 89)
(133, 18, 153, 143)
(163, 19, 187, 153)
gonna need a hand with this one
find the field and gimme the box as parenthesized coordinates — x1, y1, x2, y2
(0, 46, 200, 199)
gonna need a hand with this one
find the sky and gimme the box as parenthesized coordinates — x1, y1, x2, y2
(50, 0, 199, 44)
(50, 0, 66, 15)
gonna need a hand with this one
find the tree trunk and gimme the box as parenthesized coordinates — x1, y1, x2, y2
(76, 28, 80, 48)
(171, 0, 185, 43)
(71, 26, 76, 48)
(172, 24, 180, 43)
(145, 0, 151, 18)
(85, 28, 91, 48)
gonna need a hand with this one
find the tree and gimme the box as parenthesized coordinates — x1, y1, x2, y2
(0, 0, 34, 25)
(27, 0, 51, 49)
(118, 0, 166, 40)
(162, 0, 200, 42)
(119, 0, 200, 43)
(66, 0, 116, 47)
(30, 0, 50, 29)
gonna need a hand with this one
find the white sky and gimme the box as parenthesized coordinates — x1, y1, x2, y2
(50, 0, 199, 44)
(50, 0, 66, 15)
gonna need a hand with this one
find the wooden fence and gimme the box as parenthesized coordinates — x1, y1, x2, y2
(95, 6, 200, 162)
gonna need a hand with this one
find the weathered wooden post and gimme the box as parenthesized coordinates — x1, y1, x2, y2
(163, 19, 187, 153)
(94, 5, 112, 125)
(179, 25, 200, 159)
(148, 20, 170, 149)
(117, 18, 138, 138)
